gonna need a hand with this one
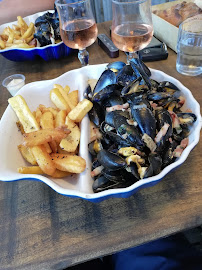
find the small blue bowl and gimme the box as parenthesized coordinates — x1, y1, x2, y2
(0, 11, 72, 62)
(0, 42, 72, 62)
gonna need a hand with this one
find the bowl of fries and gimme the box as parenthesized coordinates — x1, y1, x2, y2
(0, 11, 72, 62)
(0, 64, 201, 202)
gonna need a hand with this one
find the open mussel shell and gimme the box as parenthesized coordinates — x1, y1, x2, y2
(147, 92, 172, 102)
(177, 112, 197, 125)
(106, 61, 126, 73)
(93, 69, 116, 95)
(130, 58, 151, 77)
(121, 77, 142, 96)
(158, 81, 180, 91)
(130, 60, 152, 89)
(113, 113, 145, 149)
(92, 84, 120, 103)
(116, 64, 137, 86)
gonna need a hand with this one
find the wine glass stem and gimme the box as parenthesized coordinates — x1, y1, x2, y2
(78, 49, 89, 67)
(127, 51, 139, 65)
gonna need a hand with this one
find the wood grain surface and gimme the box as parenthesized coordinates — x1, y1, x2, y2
(0, 21, 202, 270)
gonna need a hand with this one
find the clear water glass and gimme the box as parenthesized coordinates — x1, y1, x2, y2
(176, 14, 202, 76)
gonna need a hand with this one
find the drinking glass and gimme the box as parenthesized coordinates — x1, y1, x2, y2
(176, 14, 202, 76)
(111, 0, 153, 64)
(55, 0, 98, 66)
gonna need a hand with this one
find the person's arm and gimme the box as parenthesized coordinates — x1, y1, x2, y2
(0, 0, 55, 25)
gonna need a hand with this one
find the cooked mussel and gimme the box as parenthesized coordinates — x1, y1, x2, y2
(97, 149, 127, 171)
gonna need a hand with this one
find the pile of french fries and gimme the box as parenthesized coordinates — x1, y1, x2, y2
(8, 84, 93, 178)
(0, 16, 36, 50)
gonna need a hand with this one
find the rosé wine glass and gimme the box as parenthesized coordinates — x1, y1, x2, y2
(111, 0, 153, 64)
(55, 0, 98, 66)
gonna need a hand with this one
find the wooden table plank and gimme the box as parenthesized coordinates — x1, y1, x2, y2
(0, 21, 201, 270)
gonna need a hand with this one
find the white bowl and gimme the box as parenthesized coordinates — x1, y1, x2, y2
(0, 64, 201, 202)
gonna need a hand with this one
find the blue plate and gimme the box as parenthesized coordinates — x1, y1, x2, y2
(0, 10, 72, 61)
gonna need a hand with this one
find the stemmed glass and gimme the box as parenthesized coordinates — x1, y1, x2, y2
(55, 0, 98, 66)
(111, 0, 153, 64)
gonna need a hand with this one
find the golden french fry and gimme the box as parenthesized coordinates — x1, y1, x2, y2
(22, 127, 70, 147)
(0, 34, 8, 41)
(68, 99, 93, 122)
(55, 110, 67, 127)
(49, 140, 58, 153)
(0, 39, 6, 49)
(66, 90, 79, 110)
(7, 31, 14, 44)
(35, 107, 42, 125)
(8, 43, 34, 49)
(12, 24, 21, 31)
(50, 88, 70, 111)
(39, 105, 59, 118)
(18, 144, 37, 165)
(13, 39, 26, 44)
(64, 85, 70, 94)
(40, 111, 54, 129)
(2, 27, 9, 36)
(54, 84, 64, 92)
(18, 166, 44, 174)
(47, 107, 59, 118)
(31, 145, 56, 176)
(8, 95, 40, 133)
(60, 117, 80, 152)
(51, 170, 72, 178)
(25, 34, 34, 43)
(51, 153, 86, 173)
(17, 16, 28, 30)
(43, 143, 52, 154)
(53, 84, 71, 113)
(21, 22, 34, 39)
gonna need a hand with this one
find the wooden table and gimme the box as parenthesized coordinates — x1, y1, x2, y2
(0, 21, 201, 270)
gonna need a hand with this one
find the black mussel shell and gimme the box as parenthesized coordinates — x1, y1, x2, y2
(148, 153, 162, 175)
(88, 102, 104, 127)
(105, 110, 129, 128)
(121, 77, 142, 96)
(162, 140, 178, 168)
(177, 112, 197, 125)
(107, 61, 126, 72)
(92, 84, 120, 103)
(147, 92, 172, 102)
(131, 105, 156, 140)
(97, 150, 127, 171)
(130, 60, 151, 89)
(158, 81, 180, 92)
(116, 64, 137, 86)
(93, 69, 116, 95)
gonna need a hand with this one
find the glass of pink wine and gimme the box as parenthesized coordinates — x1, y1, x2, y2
(111, 0, 153, 64)
(55, 0, 98, 66)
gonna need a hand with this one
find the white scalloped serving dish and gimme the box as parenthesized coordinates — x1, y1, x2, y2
(0, 64, 201, 202)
